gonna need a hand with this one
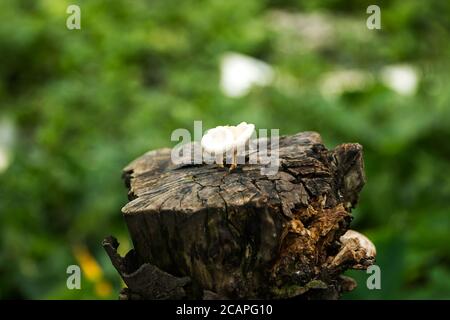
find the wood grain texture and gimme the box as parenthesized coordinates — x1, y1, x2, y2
(105, 131, 371, 299)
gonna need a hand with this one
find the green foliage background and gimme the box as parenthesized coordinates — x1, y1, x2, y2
(0, 0, 449, 299)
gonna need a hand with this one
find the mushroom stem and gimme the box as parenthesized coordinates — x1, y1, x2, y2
(215, 153, 224, 168)
(229, 148, 237, 171)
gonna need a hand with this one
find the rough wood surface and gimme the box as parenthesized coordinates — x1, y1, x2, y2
(105, 131, 372, 299)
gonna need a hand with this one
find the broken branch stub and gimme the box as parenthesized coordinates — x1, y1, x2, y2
(104, 131, 374, 299)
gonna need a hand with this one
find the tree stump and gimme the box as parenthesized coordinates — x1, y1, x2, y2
(104, 131, 374, 299)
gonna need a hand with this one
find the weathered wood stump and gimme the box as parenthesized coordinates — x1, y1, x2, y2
(104, 131, 374, 299)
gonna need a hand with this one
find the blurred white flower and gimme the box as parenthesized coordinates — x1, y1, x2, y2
(0, 117, 15, 173)
(320, 69, 373, 98)
(268, 10, 370, 54)
(220, 52, 274, 98)
(0, 149, 9, 173)
(269, 11, 334, 50)
(380, 64, 419, 96)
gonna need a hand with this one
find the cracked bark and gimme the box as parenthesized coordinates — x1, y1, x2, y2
(104, 131, 374, 299)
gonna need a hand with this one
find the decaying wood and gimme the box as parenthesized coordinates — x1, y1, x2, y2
(104, 131, 374, 299)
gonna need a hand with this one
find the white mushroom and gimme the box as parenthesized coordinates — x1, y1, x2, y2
(229, 122, 255, 170)
(340, 230, 377, 258)
(231, 122, 255, 147)
(329, 229, 376, 270)
(201, 122, 256, 170)
(201, 126, 234, 167)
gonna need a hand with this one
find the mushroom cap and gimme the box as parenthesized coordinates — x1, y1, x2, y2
(340, 230, 376, 258)
(201, 126, 234, 154)
(230, 122, 255, 147)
